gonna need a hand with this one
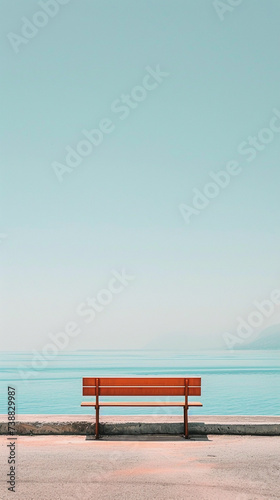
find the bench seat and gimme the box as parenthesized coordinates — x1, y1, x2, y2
(81, 401, 203, 407)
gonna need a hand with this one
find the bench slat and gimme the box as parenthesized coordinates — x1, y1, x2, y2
(83, 377, 201, 387)
(83, 386, 201, 396)
(81, 401, 203, 407)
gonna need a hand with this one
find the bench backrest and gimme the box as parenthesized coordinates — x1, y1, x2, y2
(82, 377, 201, 397)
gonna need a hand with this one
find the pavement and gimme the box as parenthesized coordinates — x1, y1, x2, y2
(1, 434, 279, 500)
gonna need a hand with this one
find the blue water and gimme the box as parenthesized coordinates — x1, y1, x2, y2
(0, 350, 279, 416)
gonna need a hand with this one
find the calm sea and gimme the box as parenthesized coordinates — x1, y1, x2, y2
(0, 350, 279, 416)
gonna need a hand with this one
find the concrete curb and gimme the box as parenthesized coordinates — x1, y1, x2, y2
(1, 415, 280, 436)
(100, 422, 280, 436)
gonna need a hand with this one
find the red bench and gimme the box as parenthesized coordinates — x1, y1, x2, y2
(81, 377, 202, 439)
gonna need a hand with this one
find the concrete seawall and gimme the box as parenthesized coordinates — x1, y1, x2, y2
(1, 415, 280, 436)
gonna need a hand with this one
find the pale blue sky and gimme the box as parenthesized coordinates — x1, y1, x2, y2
(1, 0, 280, 350)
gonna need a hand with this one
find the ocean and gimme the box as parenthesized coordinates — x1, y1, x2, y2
(0, 350, 279, 416)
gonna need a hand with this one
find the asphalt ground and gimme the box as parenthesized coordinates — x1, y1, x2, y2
(1, 434, 279, 500)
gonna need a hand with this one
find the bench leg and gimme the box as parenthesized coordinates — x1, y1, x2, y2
(95, 406, 99, 440)
(184, 407, 188, 439)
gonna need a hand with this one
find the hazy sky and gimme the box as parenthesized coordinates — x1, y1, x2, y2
(1, 0, 280, 351)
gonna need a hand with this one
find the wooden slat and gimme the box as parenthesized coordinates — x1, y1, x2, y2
(100, 401, 203, 407)
(83, 377, 201, 387)
(81, 401, 203, 407)
(188, 387, 201, 396)
(101, 387, 185, 396)
(83, 387, 96, 396)
(83, 386, 200, 396)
